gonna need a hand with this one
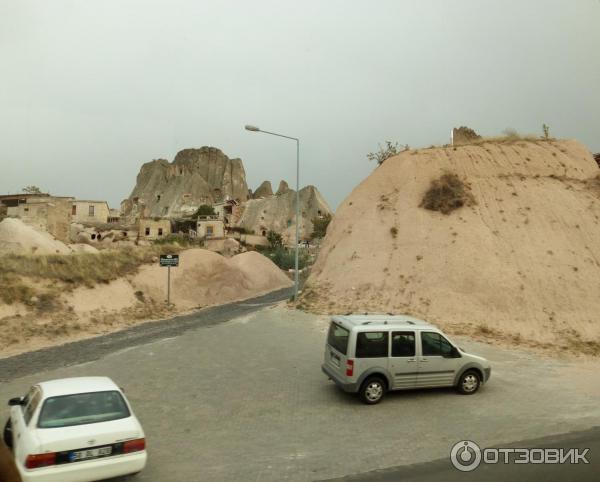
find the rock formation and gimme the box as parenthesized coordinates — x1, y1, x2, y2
(253, 181, 273, 198)
(302, 138, 600, 353)
(235, 185, 332, 242)
(122, 146, 248, 219)
(276, 180, 291, 195)
(452, 126, 481, 145)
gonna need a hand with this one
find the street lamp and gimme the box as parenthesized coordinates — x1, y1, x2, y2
(245, 124, 301, 302)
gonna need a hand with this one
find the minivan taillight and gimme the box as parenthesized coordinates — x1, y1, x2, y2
(123, 438, 146, 453)
(25, 452, 56, 469)
(346, 359, 354, 376)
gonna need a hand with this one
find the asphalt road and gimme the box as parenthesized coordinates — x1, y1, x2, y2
(320, 427, 600, 482)
(1, 296, 599, 481)
(0, 287, 292, 382)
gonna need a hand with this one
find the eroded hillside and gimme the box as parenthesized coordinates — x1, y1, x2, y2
(302, 139, 600, 355)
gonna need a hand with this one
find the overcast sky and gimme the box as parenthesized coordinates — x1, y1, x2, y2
(1, 0, 599, 210)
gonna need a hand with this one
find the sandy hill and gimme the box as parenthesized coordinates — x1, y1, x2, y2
(0, 248, 291, 357)
(0, 218, 72, 255)
(302, 139, 600, 354)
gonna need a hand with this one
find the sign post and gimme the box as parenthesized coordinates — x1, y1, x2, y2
(159, 254, 179, 305)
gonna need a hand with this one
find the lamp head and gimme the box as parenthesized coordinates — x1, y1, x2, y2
(245, 125, 260, 132)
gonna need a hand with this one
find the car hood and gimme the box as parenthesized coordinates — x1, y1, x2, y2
(34, 416, 143, 453)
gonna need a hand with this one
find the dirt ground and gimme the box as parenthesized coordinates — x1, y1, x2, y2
(0, 249, 291, 358)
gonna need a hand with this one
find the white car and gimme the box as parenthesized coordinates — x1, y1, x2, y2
(3, 377, 147, 482)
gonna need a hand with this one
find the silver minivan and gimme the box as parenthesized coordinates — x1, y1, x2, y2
(321, 314, 491, 404)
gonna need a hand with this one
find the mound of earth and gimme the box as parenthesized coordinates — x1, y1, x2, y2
(0, 248, 291, 357)
(303, 139, 600, 354)
(0, 218, 72, 255)
(130, 249, 292, 310)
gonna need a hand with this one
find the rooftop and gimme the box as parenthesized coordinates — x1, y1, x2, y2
(331, 313, 434, 330)
(36, 376, 120, 398)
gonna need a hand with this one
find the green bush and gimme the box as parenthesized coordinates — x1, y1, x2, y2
(311, 213, 332, 239)
(266, 247, 309, 270)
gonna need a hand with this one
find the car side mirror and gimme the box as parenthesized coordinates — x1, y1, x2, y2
(8, 397, 24, 406)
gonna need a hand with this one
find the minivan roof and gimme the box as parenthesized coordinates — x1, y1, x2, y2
(330, 313, 436, 331)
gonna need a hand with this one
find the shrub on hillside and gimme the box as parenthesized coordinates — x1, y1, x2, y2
(367, 141, 404, 166)
(311, 213, 332, 239)
(266, 230, 283, 249)
(420, 173, 475, 215)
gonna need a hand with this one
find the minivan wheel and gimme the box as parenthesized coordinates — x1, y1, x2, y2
(457, 370, 481, 395)
(359, 377, 386, 405)
(3, 419, 12, 449)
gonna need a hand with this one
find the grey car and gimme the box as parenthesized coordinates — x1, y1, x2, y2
(321, 314, 491, 404)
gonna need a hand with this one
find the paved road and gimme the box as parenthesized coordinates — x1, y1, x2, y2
(1, 302, 599, 481)
(0, 288, 292, 382)
(320, 427, 600, 481)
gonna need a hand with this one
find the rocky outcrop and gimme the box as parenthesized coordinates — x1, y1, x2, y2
(452, 126, 481, 145)
(276, 180, 291, 195)
(253, 181, 273, 198)
(302, 139, 600, 353)
(122, 147, 248, 219)
(235, 185, 332, 242)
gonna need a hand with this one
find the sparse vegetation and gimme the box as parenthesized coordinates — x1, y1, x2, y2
(367, 141, 404, 165)
(542, 123, 550, 139)
(311, 213, 332, 239)
(266, 230, 283, 249)
(22, 185, 43, 194)
(194, 204, 216, 217)
(0, 244, 182, 305)
(420, 172, 475, 215)
(390, 226, 398, 238)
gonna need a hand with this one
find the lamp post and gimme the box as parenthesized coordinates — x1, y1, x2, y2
(245, 124, 300, 302)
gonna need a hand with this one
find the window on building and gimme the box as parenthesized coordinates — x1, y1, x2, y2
(287, 219, 292, 227)
(89, 205, 95, 216)
(72, 205, 77, 215)
(206, 225, 214, 237)
(145, 227, 150, 236)
(157, 194, 161, 201)
(158, 228, 163, 236)
(97, 234, 102, 241)
(91, 234, 96, 240)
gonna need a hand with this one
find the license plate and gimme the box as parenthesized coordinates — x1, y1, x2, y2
(70, 446, 112, 462)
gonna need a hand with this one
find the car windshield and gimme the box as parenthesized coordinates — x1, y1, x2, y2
(327, 322, 349, 355)
(38, 391, 130, 428)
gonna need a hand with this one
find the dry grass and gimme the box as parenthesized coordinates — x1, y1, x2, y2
(420, 173, 475, 215)
(0, 244, 181, 305)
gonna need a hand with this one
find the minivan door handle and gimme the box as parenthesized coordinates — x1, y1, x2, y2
(407, 358, 417, 363)
(421, 358, 428, 362)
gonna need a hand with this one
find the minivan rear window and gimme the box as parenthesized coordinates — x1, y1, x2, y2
(327, 322, 349, 355)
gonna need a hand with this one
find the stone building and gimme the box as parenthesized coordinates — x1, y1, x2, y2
(72, 200, 110, 224)
(0, 194, 74, 242)
(197, 215, 225, 239)
(138, 218, 172, 240)
(17, 197, 74, 243)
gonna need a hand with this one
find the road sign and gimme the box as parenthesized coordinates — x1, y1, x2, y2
(159, 255, 179, 305)
(160, 254, 179, 267)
